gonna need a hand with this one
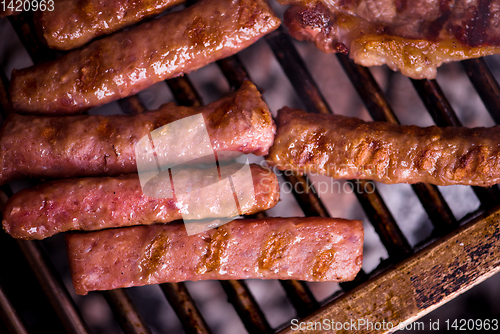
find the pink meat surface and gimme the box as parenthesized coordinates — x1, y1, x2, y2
(3, 164, 280, 240)
(67, 217, 364, 295)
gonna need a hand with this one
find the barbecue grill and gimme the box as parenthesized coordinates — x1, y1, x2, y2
(1, 2, 500, 333)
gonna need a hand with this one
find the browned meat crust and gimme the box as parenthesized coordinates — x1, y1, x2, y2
(266, 107, 500, 187)
(9, 0, 280, 114)
(66, 217, 363, 295)
(0, 81, 275, 185)
(2, 164, 280, 240)
(34, 0, 185, 50)
(279, 0, 500, 78)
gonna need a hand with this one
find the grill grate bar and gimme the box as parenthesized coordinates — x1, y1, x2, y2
(335, 54, 398, 123)
(462, 58, 500, 123)
(265, 28, 331, 115)
(411, 79, 462, 127)
(335, 54, 457, 234)
(102, 290, 152, 334)
(217, 56, 252, 89)
(278, 280, 319, 318)
(160, 283, 212, 334)
(117, 95, 148, 115)
(166, 77, 204, 107)
(281, 173, 331, 218)
(351, 179, 411, 258)
(216, 55, 320, 315)
(220, 280, 274, 334)
(265, 30, 411, 259)
(411, 78, 500, 209)
(15, 240, 91, 334)
(0, 280, 29, 334)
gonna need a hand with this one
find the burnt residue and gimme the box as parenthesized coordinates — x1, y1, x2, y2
(412, 225, 500, 309)
(297, 2, 334, 33)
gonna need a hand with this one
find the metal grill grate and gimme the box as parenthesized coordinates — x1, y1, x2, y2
(1, 4, 500, 334)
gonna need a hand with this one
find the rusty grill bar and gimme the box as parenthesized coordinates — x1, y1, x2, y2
(1, 5, 500, 333)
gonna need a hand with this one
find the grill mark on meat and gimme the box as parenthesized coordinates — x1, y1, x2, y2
(297, 131, 328, 165)
(454, 145, 492, 181)
(205, 100, 236, 129)
(197, 227, 231, 274)
(139, 233, 170, 282)
(41, 127, 58, 145)
(96, 119, 114, 138)
(312, 248, 336, 279)
(253, 107, 273, 130)
(353, 138, 390, 177)
(417, 145, 441, 174)
(259, 229, 295, 271)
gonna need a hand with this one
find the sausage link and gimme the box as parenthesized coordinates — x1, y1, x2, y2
(267, 107, 500, 186)
(34, 0, 186, 50)
(2, 164, 280, 240)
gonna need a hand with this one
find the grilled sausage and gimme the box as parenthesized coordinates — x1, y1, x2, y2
(34, 0, 185, 50)
(2, 164, 280, 240)
(266, 107, 500, 187)
(0, 81, 275, 185)
(10, 0, 280, 114)
(67, 217, 364, 295)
